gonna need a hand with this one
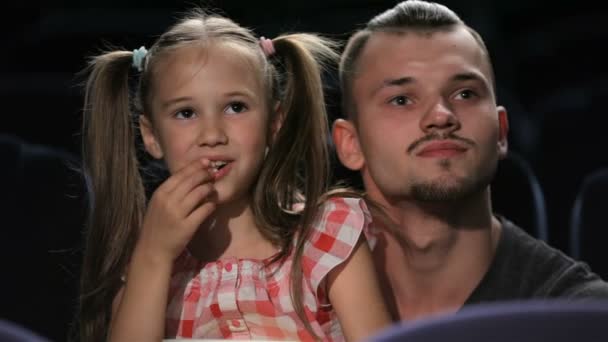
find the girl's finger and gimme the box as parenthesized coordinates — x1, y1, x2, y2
(158, 158, 209, 194)
(185, 201, 217, 231)
(179, 183, 216, 217)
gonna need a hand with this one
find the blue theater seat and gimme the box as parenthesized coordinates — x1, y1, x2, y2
(491, 151, 549, 242)
(570, 168, 608, 280)
(0, 319, 49, 342)
(0, 134, 86, 341)
(369, 300, 608, 342)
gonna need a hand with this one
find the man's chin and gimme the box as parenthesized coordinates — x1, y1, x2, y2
(410, 178, 482, 202)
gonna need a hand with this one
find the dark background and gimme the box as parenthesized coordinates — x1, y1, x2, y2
(1, 1, 607, 341)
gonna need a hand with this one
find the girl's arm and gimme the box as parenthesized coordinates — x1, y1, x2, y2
(108, 159, 217, 341)
(327, 236, 392, 341)
(108, 249, 173, 341)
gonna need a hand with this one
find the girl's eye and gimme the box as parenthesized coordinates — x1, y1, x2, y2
(226, 101, 248, 114)
(389, 95, 411, 106)
(174, 109, 196, 119)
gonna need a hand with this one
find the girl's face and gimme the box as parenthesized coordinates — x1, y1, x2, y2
(140, 43, 271, 205)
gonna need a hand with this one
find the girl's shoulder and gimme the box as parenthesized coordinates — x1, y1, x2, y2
(320, 196, 370, 213)
(302, 197, 373, 290)
(311, 196, 371, 238)
(289, 196, 371, 253)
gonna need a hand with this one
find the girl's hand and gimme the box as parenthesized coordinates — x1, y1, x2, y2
(136, 158, 217, 265)
(109, 159, 215, 342)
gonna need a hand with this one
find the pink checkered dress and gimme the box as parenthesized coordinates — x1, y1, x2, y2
(165, 197, 371, 341)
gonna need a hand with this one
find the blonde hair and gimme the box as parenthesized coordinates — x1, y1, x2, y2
(77, 9, 340, 341)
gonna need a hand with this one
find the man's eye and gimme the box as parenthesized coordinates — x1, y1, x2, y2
(226, 102, 248, 114)
(456, 90, 476, 100)
(389, 96, 410, 106)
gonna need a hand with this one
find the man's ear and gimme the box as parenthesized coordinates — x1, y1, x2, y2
(497, 106, 509, 159)
(332, 119, 365, 171)
(139, 115, 163, 159)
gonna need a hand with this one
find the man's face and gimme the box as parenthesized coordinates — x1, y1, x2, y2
(348, 27, 507, 203)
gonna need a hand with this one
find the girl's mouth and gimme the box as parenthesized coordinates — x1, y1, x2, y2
(208, 160, 232, 180)
(209, 160, 228, 174)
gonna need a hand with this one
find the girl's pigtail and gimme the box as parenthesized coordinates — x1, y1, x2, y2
(257, 33, 339, 337)
(79, 50, 146, 342)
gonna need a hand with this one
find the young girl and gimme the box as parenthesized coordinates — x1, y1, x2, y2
(77, 8, 391, 342)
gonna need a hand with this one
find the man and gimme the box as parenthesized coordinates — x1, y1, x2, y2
(332, 0, 608, 321)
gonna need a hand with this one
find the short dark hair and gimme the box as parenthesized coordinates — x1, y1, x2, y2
(340, 0, 494, 121)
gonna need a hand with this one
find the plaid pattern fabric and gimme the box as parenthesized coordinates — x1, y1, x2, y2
(165, 197, 371, 341)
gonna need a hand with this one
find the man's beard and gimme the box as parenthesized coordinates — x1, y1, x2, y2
(410, 158, 497, 202)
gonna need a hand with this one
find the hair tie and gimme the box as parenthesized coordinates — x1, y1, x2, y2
(259, 37, 275, 57)
(132, 46, 148, 72)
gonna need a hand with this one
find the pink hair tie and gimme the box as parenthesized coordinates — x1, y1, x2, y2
(259, 36, 276, 57)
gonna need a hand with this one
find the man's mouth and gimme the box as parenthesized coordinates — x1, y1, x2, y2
(416, 141, 468, 158)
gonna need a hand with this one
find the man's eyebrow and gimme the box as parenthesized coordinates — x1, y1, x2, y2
(370, 72, 490, 96)
(385, 76, 415, 86)
(450, 72, 489, 86)
(372, 76, 415, 96)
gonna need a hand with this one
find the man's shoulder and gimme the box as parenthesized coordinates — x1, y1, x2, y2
(468, 217, 608, 303)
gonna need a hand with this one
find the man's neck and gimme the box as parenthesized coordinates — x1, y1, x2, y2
(371, 190, 502, 321)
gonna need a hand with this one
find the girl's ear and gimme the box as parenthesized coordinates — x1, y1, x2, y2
(139, 115, 164, 159)
(332, 119, 365, 171)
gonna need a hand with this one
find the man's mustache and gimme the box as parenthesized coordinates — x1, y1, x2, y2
(407, 132, 476, 154)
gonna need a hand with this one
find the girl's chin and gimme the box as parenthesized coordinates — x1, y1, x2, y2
(213, 189, 251, 207)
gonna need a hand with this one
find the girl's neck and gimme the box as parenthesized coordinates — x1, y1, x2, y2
(187, 197, 278, 262)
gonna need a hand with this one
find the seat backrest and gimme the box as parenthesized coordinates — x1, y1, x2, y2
(369, 300, 608, 342)
(570, 168, 608, 279)
(0, 320, 50, 342)
(0, 134, 86, 342)
(491, 151, 549, 241)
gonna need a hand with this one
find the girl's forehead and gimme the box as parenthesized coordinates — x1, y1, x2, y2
(148, 43, 268, 107)
(151, 42, 267, 88)
(155, 42, 262, 73)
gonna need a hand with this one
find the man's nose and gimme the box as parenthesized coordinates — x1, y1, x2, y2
(420, 100, 460, 134)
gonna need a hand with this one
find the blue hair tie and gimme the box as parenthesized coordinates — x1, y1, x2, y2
(132, 46, 148, 72)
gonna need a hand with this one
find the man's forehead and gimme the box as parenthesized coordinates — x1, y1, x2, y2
(356, 28, 490, 79)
